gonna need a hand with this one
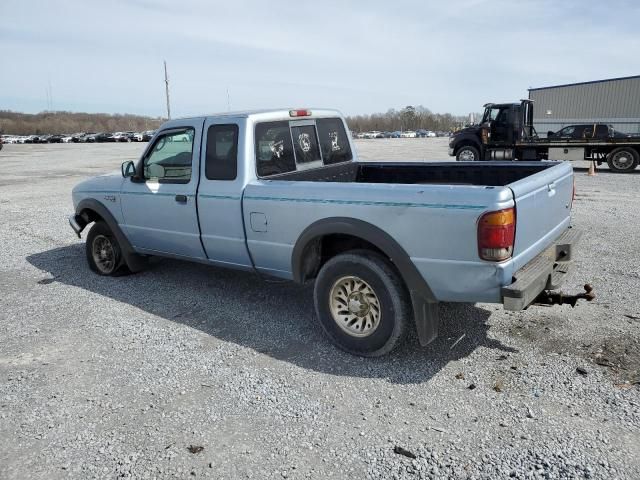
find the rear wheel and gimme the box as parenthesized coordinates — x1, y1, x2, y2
(456, 145, 480, 161)
(313, 250, 410, 357)
(86, 221, 126, 276)
(606, 147, 639, 173)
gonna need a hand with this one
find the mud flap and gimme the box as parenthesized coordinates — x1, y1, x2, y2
(411, 292, 439, 346)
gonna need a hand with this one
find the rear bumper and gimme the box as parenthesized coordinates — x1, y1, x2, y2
(448, 147, 454, 156)
(502, 227, 581, 311)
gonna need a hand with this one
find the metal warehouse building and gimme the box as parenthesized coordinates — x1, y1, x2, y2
(528, 75, 640, 136)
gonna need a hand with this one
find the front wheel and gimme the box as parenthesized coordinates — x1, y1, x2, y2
(86, 221, 126, 276)
(606, 147, 639, 173)
(313, 251, 410, 357)
(456, 145, 480, 161)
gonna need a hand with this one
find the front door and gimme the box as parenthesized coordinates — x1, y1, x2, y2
(490, 106, 510, 143)
(120, 120, 206, 259)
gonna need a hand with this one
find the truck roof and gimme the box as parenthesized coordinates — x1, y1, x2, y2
(165, 108, 344, 122)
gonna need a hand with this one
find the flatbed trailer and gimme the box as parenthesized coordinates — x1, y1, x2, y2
(449, 100, 640, 173)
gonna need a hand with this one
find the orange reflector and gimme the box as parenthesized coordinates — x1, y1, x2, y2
(480, 208, 515, 226)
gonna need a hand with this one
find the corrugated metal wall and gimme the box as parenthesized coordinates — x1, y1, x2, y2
(529, 76, 640, 134)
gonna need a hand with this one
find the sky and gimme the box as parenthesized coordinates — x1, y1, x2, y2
(1, 0, 639, 118)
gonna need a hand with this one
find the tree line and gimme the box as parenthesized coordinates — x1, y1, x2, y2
(345, 105, 480, 133)
(0, 105, 481, 136)
(0, 110, 164, 135)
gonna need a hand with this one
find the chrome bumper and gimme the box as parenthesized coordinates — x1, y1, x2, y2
(448, 147, 454, 156)
(502, 227, 581, 311)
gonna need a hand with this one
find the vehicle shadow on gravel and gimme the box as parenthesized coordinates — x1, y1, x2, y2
(28, 245, 517, 384)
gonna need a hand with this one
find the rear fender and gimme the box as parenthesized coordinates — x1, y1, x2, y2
(292, 217, 440, 346)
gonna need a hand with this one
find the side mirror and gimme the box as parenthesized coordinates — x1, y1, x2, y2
(121, 160, 136, 178)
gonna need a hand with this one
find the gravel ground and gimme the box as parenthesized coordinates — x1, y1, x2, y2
(0, 141, 638, 479)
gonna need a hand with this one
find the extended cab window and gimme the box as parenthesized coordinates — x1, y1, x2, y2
(317, 118, 353, 165)
(255, 121, 296, 177)
(143, 128, 194, 183)
(205, 124, 238, 180)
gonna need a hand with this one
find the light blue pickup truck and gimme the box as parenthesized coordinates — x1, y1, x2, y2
(69, 108, 591, 356)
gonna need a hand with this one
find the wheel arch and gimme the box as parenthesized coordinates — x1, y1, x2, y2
(75, 198, 146, 271)
(292, 217, 440, 346)
(453, 137, 482, 156)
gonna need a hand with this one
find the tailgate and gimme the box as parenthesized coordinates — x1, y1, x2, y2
(509, 162, 573, 268)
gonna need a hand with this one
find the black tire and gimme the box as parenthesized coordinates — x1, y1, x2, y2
(455, 145, 480, 161)
(313, 250, 411, 357)
(606, 147, 639, 173)
(85, 221, 126, 276)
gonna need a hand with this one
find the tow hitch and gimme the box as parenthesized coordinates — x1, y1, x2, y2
(533, 284, 595, 308)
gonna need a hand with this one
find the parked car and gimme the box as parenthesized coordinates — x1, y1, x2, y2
(547, 124, 631, 140)
(69, 108, 590, 356)
(400, 130, 417, 138)
(142, 130, 156, 142)
(96, 133, 115, 143)
(390, 131, 402, 138)
(71, 132, 87, 142)
(48, 134, 65, 143)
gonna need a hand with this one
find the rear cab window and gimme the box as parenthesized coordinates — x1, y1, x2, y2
(256, 117, 352, 177)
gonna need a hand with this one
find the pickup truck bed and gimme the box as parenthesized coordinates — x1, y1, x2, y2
(243, 161, 573, 305)
(267, 161, 552, 186)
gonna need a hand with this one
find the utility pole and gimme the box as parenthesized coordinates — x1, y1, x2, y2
(164, 60, 171, 120)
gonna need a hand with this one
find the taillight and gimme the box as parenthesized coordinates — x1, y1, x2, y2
(289, 109, 312, 117)
(478, 207, 516, 261)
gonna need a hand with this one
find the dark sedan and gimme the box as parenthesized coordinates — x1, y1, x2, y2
(547, 124, 632, 140)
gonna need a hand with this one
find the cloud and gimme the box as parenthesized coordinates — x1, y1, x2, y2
(1, 0, 638, 117)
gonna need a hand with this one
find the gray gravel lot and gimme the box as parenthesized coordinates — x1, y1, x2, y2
(0, 140, 639, 479)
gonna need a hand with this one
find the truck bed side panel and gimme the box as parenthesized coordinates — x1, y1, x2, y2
(242, 182, 515, 302)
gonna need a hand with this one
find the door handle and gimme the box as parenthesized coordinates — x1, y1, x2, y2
(175, 194, 188, 203)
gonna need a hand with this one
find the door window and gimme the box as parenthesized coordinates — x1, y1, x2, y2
(205, 124, 238, 180)
(143, 128, 194, 183)
(491, 108, 508, 125)
(557, 126, 575, 137)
